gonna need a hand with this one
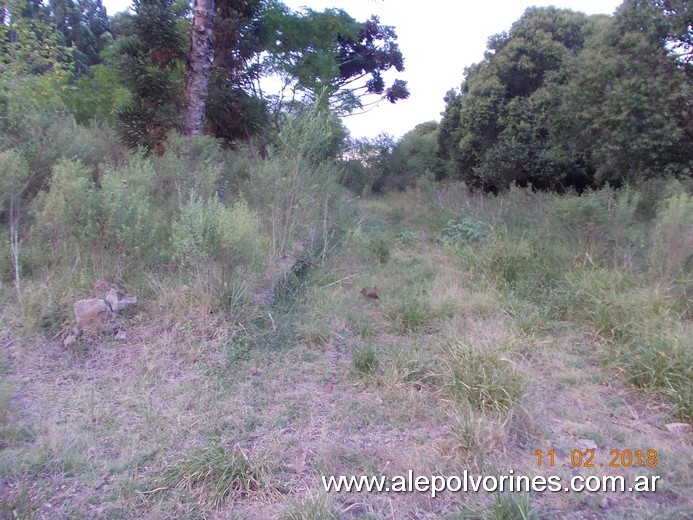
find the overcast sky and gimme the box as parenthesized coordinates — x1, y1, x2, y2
(102, 0, 624, 139)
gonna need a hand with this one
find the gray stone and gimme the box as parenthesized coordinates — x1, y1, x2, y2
(105, 288, 138, 312)
(74, 298, 112, 332)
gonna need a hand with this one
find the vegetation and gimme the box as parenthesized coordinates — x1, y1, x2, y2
(0, 0, 691, 518)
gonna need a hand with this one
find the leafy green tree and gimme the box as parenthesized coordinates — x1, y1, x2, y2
(50, 0, 110, 74)
(264, 6, 409, 115)
(438, 7, 597, 190)
(0, 0, 70, 75)
(438, 3, 692, 191)
(113, 0, 187, 150)
(552, 0, 693, 186)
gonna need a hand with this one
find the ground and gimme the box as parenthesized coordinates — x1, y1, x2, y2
(1, 190, 691, 519)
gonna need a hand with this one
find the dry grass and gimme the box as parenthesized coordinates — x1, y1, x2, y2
(1, 189, 691, 519)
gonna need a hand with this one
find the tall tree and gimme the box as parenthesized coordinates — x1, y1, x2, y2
(438, 7, 597, 190)
(264, 7, 409, 115)
(114, 0, 186, 150)
(204, 0, 269, 141)
(552, 0, 693, 185)
(183, 0, 214, 134)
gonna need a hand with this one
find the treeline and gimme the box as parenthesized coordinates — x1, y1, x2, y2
(343, 0, 691, 194)
(436, 0, 692, 191)
(1, 0, 409, 151)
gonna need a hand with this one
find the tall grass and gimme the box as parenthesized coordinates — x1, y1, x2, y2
(441, 184, 692, 420)
(158, 443, 271, 507)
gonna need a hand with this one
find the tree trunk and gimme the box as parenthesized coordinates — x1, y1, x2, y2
(184, 0, 215, 135)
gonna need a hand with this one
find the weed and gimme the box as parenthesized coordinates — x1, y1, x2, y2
(396, 229, 424, 244)
(369, 236, 391, 264)
(159, 442, 269, 507)
(437, 218, 493, 245)
(282, 493, 342, 520)
(353, 344, 379, 375)
(444, 343, 526, 415)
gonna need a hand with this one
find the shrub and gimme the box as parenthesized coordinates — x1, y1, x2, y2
(437, 218, 493, 245)
(242, 154, 344, 260)
(99, 155, 165, 269)
(152, 132, 226, 208)
(242, 100, 348, 260)
(33, 155, 166, 274)
(173, 194, 266, 302)
(32, 159, 100, 259)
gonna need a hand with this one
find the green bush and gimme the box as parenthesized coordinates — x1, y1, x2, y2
(173, 194, 266, 302)
(33, 155, 166, 274)
(437, 218, 493, 245)
(32, 159, 100, 254)
(99, 155, 165, 268)
(242, 154, 344, 260)
(152, 132, 226, 208)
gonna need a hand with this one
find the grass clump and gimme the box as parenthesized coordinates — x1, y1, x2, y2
(553, 268, 692, 420)
(455, 492, 538, 520)
(386, 290, 434, 334)
(444, 342, 526, 415)
(159, 443, 270, 507)
(353, 344, 380, 375)
(282, 493, 342, 520)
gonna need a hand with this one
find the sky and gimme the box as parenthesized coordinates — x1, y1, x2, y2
(102, 0, 624, 139)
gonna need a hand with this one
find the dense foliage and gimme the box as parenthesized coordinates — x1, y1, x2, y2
(437, 0, 692, 191)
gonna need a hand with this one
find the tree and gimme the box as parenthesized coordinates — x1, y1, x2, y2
(264, 7, 409, 115)
(0, 0, 70, 75)
(183, 0, 214, 134)
(114, 0, 187, 150)
(204, 0, 269, 141)
(549, 0, 692, 186)
(438, 7, 597, 190)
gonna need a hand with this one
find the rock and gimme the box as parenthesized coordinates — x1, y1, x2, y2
(599, 497, 612, 509)
(665, 423, 691, 435)
(115, 330, 128, 341)
(62, 330, 78, 348)
(74, 298, 112, 332)
(105, 288, 138, 312)
(577, 438, 599, 450)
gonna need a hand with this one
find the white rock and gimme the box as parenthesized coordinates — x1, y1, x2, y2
(665, 423, 691, 435)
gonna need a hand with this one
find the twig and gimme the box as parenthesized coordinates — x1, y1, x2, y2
(136, 487, 169, 494)
(318, 273, 358, 290)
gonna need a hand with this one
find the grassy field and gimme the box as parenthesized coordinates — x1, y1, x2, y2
(1, 183, 691, 519)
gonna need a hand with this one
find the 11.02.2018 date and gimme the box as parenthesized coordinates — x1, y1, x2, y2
(535, 449, 658, 468)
